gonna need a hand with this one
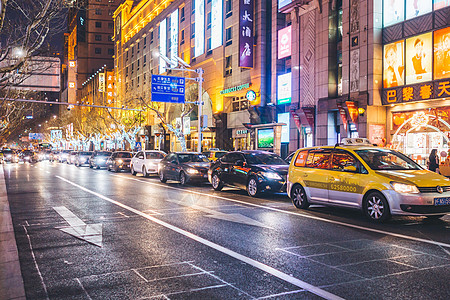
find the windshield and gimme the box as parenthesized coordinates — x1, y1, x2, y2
(80, 152, 92, 155)
(146, 152, 165, 159)
(98, 152, 112, 156)
(244, 153, 288, 165)
(116, 152, 132, 158)
(2, 150, 13, 154)
(215, 152, 227, 158)
(355, 149, 422, 171)
(178, 154, 209, 163)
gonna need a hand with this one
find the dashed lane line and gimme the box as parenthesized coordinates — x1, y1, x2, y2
(55, 175, 343, 300)
(113, 174, 450, 249)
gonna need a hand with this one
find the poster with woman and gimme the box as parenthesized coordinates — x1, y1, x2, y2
(406, 32, 432, 84)
(406, 0, 432, 20)
(383, 41, 405, 88)
(434, 27, 450, 80)
(384, 0, 404, 27)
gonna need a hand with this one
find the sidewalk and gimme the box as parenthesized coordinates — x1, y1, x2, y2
(0, 164, 26, 299)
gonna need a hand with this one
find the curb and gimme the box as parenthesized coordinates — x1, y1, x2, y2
(0, 164, 26, 299)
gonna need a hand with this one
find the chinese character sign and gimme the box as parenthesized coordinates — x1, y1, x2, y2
(107, 71, 115, 105)
(278, 26, 291, 59)
(159, 19, 167, 73)
(211, 0, 223, 49)
(170, 10, 179, 64)
(98, 72, 105, 92)
(239, 0, 254, 68)
(194, 0, 205, 57)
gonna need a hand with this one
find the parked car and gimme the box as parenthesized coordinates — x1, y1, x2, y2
(287, 138, 450, 222)
(89, 151, 112, 169)
(106, 151, 132, 172)
(202, 150, 228, 162)
(74, 151, 93, 166)
(209, 150, 289, 197)
(2, 149, 19, 163)
(58, 150, 71, 163)
(131, 150, 166, 177)
(67, 151, 78, 164)
(159, 152, 210, 185)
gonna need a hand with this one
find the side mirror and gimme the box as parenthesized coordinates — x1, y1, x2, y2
(236, 160, 244, 167)
(343, 165, 357, 172)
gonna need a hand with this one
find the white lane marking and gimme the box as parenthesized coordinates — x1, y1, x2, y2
(22, 225, 50, 300)
(115, 175, 450, 249)
(56, 175, 343, 300)
(76, 278, 92, 300)
(53, 206, 103, 247)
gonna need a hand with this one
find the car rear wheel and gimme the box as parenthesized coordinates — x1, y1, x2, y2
(143, 166, 149, 177)
(247, 177, 259, 197)
(363, 191, 391, 223)
(212, 173, 223, 191)
(159, 170, 167, 183)
(291, 184, 309, 209)
(89, 164, 93, 169)
(179, 171, 187, 186)
(131, 165, 137, 176)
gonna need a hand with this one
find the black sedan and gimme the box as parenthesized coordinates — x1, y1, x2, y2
(208, 150, 288, 197)
(89, 151, 112, 169)
(106, 151, 132, 172)
(158, 152, 210, 185)
(74, 151, 93, 166)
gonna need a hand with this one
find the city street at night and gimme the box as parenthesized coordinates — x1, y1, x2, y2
(2, 161, 449, 299)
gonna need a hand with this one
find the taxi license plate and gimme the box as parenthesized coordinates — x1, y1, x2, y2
(434, 197, 450, 206)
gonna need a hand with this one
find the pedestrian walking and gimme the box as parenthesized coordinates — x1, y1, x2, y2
(428, 149, 440, 173)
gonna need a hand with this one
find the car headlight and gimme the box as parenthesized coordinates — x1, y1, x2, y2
(187, 168, 198, 174)
(261, 171, 282, 180)
(391, 182, 419, 194)
(116, 159, 123, 164)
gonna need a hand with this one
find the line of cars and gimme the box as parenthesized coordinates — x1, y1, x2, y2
(46, 139, 450, 222)
(0, 149, 51, 163)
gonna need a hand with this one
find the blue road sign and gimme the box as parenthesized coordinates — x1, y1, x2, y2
(29, 133, 44, 140)
(151, 75, 185, 103)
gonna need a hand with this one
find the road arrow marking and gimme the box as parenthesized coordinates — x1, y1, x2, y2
(53, 206, 103, 247)
(167, 200, 272, 229)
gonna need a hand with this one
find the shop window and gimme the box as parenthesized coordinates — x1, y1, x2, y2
(232, 96, 249, 112)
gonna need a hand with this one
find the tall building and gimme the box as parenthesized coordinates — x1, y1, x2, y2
(273, 0, 450, 163)
(64, 0, 121, 104)
(113, 0, 272, 152)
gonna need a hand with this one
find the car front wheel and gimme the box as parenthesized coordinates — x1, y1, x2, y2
(179, 171, 187, 186)
(363, 191, 391, 223)
(159, 170, 167, 183)
(131, 165, 137, 176)
(291, 184, 309, 209)
(211, 173, 223, 191)
(247, 177, 259, 197)
(143, 166, 149, 177)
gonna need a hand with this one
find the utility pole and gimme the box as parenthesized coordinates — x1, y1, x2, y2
(197, 68, 203, 153)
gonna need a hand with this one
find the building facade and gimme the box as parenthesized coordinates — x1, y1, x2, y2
(113, 0, 272, 152)
(65, 0, 121, 104)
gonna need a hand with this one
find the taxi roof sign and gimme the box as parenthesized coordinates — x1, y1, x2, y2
(340, 138, 373, 146)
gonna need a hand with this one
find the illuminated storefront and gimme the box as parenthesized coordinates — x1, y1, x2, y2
(382, 0, 450, 163)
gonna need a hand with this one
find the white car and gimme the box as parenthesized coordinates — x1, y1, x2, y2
(131, 150, 166, 177)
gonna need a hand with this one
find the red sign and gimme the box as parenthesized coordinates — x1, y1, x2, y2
(337, 103, 348, 132)
(278, 26, 291, 59)
(346, 101, 358, 125)
(301, 107, 315, 129)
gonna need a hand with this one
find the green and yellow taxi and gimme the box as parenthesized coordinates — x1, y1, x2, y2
(287, 138, 450, 222)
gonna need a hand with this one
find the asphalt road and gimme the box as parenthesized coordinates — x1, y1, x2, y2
(3, 161, 450, 300)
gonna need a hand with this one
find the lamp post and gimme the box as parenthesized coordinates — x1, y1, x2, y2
(154, 52, 204, 153)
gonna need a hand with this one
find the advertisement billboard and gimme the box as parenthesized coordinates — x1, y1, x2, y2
(383, 0, 404, 27)
(278, 26, 291, 59)
(277, 112, 290, 143)
(194, 0, 205, 57)
(383, 41, 405, 88)
(277, 73, 292, 104)
(406, 32, 432, 84)
(211, 0, 223, 49)
(406, 0, 432, 20)
(98, 72, 105, 92)
(257, 129, 274, 148)
(434, 26, 450, 80)
(434, 0, 450, 10)
(170, 10, 178, 64)
(159, 19, 167, 73)
(239, 0, 254, 68)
